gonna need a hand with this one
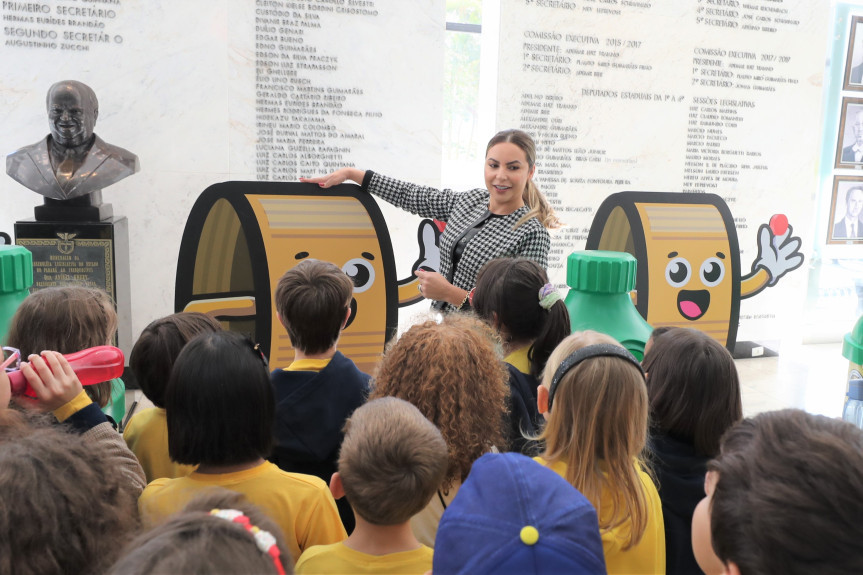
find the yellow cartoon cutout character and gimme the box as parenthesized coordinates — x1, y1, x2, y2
(586, 192, 803, 348)
(175, 181, 440, 374)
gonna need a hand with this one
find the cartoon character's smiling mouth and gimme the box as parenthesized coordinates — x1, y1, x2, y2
(677, 290, 710, 320)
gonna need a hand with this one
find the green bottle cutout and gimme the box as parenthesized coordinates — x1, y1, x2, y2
(842, 315, 863, 428)
(564, 250, 653, 361)
(0, 245, 33, 345)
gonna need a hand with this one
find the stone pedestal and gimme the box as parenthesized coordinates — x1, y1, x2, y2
(14, 217, 132, 356)
(34, 191, 113, 222)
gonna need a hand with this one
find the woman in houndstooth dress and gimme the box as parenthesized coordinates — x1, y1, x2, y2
(301, 129, 561, 312)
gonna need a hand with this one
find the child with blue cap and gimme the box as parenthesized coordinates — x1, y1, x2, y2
(433, 452, 607, 574)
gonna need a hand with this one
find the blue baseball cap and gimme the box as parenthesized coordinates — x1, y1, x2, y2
(433, 452, 607, 574)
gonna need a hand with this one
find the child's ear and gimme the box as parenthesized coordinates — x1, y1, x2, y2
(722, 562, 741, 575)
(277, 312, 287, 329)
(329, 472, 345, 500)
(537, 385, 549, 415)
(341, 307, 352, 329)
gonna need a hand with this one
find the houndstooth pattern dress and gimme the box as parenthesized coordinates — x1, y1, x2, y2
(363, 171, 551, 311)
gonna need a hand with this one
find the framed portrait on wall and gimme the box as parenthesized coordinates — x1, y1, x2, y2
(828, 176, 863, 244)
(835, 98, 863, 169)
(842, 16, 863, 91)
(845, 16, 863, 91)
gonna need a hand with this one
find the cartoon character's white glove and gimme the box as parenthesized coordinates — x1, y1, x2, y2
(752, 223, 803, 286)
(411, 219, 441, 274)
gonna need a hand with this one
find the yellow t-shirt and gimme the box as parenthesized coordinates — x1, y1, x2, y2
(504, 345, 531, 375)
(535, 458, 666, 575)
(285, 358, 332, 372)
(295, 542, 433, 574)
(123, 407, 195, 483)
(139, 461, 347, 562)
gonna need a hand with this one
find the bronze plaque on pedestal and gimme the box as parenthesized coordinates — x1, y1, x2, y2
(14, 217, 132, 354)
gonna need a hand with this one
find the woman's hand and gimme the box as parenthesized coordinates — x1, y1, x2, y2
(416, 269, 467, 307)
(14, 352, 85, 412)
(300, 167, 366, 189)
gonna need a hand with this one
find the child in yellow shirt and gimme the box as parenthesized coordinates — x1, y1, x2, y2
(138, 331, 346, 563)
(295, 397, 448, 574)
(534, 331, 665, 575)
(124, 312, 221, 482)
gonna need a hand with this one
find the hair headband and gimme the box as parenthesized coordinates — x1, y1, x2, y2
(209, 508, 285, 575)
(547, 344, 644, 411)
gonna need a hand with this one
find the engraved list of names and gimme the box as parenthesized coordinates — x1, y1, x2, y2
(498, 0, 827, 282)
(252, 0, 442, 182)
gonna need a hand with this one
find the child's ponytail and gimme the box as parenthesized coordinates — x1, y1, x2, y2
(528, 294, 570, 379)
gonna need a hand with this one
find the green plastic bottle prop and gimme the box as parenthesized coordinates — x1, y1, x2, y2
(564, 250, 653, 360)
(0, 245, 33, 345)
(842, 314, 863, 427)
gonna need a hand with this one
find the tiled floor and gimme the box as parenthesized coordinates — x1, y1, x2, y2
(735, 342, 849, 418)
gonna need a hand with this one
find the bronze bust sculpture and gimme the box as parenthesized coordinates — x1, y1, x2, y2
(6, 81, 139, 203)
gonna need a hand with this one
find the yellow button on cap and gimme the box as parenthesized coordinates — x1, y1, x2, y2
(520, 525, 539, 546)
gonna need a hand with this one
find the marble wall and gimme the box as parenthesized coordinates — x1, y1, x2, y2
(495, 0, 829, 343)
(0, 0, 444, 347)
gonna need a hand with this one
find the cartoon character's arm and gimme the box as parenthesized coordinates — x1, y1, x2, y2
(182, 296, 256, 319)
(741, 216, 804, 299)
(398, 219, 441, 307)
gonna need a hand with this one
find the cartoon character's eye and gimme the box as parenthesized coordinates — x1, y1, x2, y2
(699, 257, 725, 287)
(342, 258, 375, 293)
(665, 257, 691, 288)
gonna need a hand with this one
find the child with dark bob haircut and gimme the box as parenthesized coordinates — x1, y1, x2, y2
(138, 330, 346, 563)
(270, 259, 371, 533)
(110, 489, 293, 575)
(692, 409, 863, 575)
(125, 311, 222, 482)
(295, 397, 448, 573)
(641, 327, 741, 574)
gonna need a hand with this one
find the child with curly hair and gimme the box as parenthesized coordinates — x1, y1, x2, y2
(369, 313, 509, 547)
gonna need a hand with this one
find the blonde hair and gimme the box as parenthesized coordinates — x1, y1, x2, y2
(338, 397, 448, 525)
(538, 331, 650, 549)
(486, 129, 562, 230)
